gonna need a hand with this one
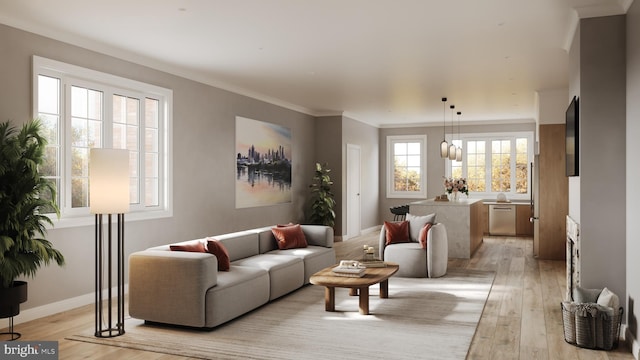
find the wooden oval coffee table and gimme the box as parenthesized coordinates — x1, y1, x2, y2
(309, 262, 399, 315)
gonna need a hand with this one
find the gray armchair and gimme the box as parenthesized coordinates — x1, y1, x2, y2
(378, 223, 448, 278)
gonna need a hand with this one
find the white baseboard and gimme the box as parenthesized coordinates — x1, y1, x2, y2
(4, 285, 129, 327)
(626, 325, 640, 360)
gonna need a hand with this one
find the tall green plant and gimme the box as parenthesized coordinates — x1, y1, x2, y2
(308, 163, 336, 227)
(0, 120, 64, 288)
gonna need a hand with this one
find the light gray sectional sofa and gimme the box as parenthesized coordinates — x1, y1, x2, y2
(128, 225, 335, 329)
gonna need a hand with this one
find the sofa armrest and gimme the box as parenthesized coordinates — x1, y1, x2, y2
(426, 223, 448, 278)
(129, 250, 218, 328)
(379, 226, 387, 260)
(300, 225, 334, 248)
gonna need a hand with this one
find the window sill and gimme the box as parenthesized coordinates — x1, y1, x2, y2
(45, 208, 173, 229)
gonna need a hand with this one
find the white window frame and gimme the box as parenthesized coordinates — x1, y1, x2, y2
(33, 56, 173, 228)
(446, 131, 534, 200)
(386, 135, 427, 199)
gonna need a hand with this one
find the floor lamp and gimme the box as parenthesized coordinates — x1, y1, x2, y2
(89, 148, 129, 338)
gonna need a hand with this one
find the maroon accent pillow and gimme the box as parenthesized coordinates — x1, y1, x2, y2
(169, 242, 206, 253)
(207, 239, 231, 272)
(384, 221, 410, 245)
(418, 223, 434, 249)
(271, 224, 308, 250)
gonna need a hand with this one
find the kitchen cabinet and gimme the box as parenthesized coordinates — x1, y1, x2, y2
(516, 205, 534, 236)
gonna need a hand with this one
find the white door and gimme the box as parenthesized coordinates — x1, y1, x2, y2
(346, 144, 361, 240)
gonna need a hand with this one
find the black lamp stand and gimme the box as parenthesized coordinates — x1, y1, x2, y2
(94, 213, 125, 338)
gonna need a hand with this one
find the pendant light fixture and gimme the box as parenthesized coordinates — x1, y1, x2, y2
(456, 111, 463, 161)
(440, 97, 448, 158)
(448, 105, 457, 160)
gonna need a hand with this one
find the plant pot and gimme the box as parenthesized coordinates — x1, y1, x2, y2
(0, 281, 28, 318)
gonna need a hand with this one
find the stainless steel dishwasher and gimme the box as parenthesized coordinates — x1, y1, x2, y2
(489, 204, 516, 235)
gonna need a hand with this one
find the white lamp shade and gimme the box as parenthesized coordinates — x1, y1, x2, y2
(89, 148, 130, 214)
(455, 147, 463, 161)
(440, 140, 449, 158)
(448, 144, 457, 160)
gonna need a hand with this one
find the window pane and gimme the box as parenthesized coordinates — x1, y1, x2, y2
(71, 87, 88, 118)
(516, 138, 528, 193)
(491, 140, 511, 192)
(145, 98, 159, 128)
(394, 143, 407, 155)
(393, 141, 422, 192)
(38, 76, 61, 212)
(38, 75, 59, 114)
(145, 178, 159, 207)
(467, 140, 486, 192)
(146, 153, 158, 177)
(145, 128, 158, 152)
(72, 177, 88, 208)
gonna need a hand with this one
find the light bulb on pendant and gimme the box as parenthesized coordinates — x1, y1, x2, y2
(456, 111, 463, 162)
(440, 98, 448, 158)
(448, 105, 456, 160)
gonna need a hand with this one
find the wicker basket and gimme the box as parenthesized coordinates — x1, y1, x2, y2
(561, 302, 623, 350)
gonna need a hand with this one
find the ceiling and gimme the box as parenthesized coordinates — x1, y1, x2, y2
(0, 0, 633, 127)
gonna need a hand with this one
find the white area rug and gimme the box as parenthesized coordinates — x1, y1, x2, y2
(68, 269, 494, 360)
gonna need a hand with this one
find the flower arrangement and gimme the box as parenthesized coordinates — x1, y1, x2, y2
(443, 177, 469, 196)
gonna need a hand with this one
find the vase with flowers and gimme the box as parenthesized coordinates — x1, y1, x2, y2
(443, 177, 469, 201)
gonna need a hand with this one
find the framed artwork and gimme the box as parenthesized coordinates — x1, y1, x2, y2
(235, 116, 292, 208)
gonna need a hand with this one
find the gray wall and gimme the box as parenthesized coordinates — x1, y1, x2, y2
(314, 116, 343, 234)
(568, 16, 627, 316)
(0, 23, 319, 310)
(378, 122, 535, 223)
(342, 116, 379, 233)
(626, 0, 640, 349)
(315, 115, 380, 238)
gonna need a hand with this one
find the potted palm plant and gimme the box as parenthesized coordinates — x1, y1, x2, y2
(307, 162, 336, 227)
(0, 119, 65, 319)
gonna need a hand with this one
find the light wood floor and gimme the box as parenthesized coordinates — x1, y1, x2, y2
(2, 234, 635, 359)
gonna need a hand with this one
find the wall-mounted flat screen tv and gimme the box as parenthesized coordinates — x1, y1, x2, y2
(566, 96, 579, 177)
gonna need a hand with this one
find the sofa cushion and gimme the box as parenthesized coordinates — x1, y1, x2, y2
(406, 213, 436, 242)
(418, 223, 433, 249)
(267, 246, 336, 283)
(170, 241, 206, 252)
(207, 239, 231, 271)
(233, 254, 304, 300)
(214, 231, 260, 262)
(384, 242, 427, 277)
(384, 221, 410, 245)
(204, 266, 270, 328)
(271, 224, 308, 250)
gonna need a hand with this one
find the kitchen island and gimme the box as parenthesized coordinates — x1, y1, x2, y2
(409, 198, 483, 259)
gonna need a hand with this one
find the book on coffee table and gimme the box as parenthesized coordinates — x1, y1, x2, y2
(359, 258, 386, 268)
(332, 261, 366, 277)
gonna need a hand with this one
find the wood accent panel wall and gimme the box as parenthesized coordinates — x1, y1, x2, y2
(536, 124, 568, 259)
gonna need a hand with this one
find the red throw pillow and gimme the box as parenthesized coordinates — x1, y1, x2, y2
(384, 221, 410, 245)
(207, 239, 231, 271)
(169, 242, 206, 252)
(418, 223, 433, 249)
(271, 224, 308, 250)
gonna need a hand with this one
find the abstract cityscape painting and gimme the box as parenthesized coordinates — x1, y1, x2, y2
(235, 116, 292, 208)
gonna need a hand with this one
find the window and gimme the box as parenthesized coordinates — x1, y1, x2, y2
(33, 56, 172, 227)
(447, 132, 533, 199)
(387, 135, 427, 198)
